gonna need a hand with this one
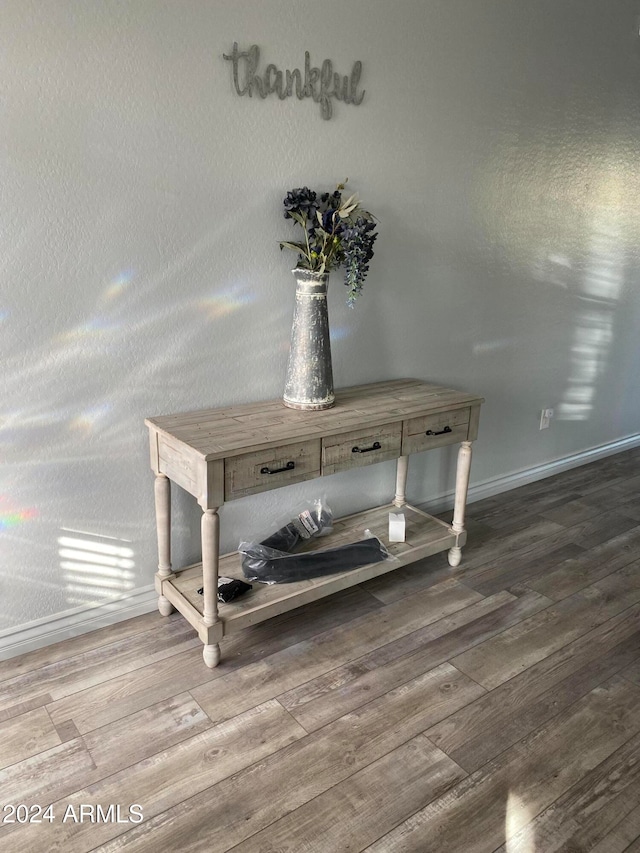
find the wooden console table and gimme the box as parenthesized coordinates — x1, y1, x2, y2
(146, 379, 483, 668)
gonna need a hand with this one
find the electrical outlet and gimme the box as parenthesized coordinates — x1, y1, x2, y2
(539, 408, 554, 430)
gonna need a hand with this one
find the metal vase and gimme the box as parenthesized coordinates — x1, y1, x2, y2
(283, 268, 335, 410)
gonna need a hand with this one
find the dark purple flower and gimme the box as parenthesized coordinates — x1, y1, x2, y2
(321, 208, 339, 232)
(283, 187, 318, 220)
(341, 217, 378, 306)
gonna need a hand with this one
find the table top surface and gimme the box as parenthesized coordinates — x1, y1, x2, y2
(145, 378, 484, 461)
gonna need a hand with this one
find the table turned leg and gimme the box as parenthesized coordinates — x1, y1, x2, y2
(202, 507, 221, 668)
(448, 441, 472, 568)
(393, 455, 409, 507)
(154, 473, 174, 616)
(203, 643, 221, 668)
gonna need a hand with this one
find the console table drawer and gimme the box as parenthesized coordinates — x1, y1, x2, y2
(322, 422, 402, 476)
(402, 408, 470, 454)
(224, 439, 321, 501)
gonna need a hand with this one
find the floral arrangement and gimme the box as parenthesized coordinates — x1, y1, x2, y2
(279, 181, 378, 306)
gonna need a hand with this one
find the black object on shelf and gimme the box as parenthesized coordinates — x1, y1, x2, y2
(197, 577, 253, 603)
(241, 536, 389, 584)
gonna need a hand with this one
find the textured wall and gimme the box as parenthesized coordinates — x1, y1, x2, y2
(2, 0, 640, 632)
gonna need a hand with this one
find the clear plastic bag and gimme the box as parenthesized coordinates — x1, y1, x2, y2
(240, 496, 394, 584)
(256, 499, 333, 552)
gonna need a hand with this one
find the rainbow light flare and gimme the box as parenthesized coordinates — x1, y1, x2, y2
(56, 316, 119, 344)
(199, 283, 256, 320)
(69, 402, 112, 433)
(103, 269, 134, 301)
(0, 497, 37, 531)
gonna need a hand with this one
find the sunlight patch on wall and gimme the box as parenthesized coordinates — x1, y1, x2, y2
(58, 529, 135, 608)
(479, 136, 628, 425)
(472, 337, 518, 355)
(557, 218, 623, 422)
(329, 324, 353, 342)
(56, 317, 120, 344)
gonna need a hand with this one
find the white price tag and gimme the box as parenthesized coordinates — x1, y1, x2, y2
(291, 510, 320, 539)
(389, 513, 406, 543)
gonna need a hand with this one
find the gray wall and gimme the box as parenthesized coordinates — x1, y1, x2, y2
(2, 0, 640, 636)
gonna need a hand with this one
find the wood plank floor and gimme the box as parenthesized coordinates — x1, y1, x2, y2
(2, 448, 640, 852)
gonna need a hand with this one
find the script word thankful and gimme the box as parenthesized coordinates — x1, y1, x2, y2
(222, 44, 365, 120)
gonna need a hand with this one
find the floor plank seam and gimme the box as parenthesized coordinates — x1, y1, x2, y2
(373, 690, 640, 852)
(216, 731, 471, 853)
(452, 596, 640, 699)
(0, 733, 89, 778)
(272, 697, 312, 735)
(421, 731, 470, 778)
(0, 637, 211, 719)
(269, 597, 514, 730)
(442, 655, 640, 780)
(441, 662, 489, 694)
(45, 706, 81, 743)
(0, 611, 185, 681)
(78, 693, 218, 770)
(539, 733, 640, 852)
(0, 613, 191, 687)
(354, 584, 396, 606)
(450, 679, 630, 777)
(0, 693, 53, 723)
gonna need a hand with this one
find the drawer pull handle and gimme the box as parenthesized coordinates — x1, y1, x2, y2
(426, 426, 452, 436)
(352, 441, 382, 454)
(260, 461, 295, 475)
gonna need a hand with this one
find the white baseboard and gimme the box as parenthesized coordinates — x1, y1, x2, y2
(0, 585, 157, 662)
(420, 432, 640, 516)
(2, 432, 640, 662)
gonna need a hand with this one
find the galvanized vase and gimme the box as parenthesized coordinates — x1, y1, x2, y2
(283, 268, 335, 410)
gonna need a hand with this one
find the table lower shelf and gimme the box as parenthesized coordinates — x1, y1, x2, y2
(161, 503, 462, 640)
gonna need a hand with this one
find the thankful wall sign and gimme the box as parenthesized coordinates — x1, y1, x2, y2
(222, 44, 365, 120)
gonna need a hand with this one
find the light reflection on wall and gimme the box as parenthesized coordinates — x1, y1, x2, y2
(57, 317, 120, 344)
(477, 136, 633, 427)
(557, 217, 623, 422)
(1, 264, 259, 458)
(329, 324, 353, 342)
(1, 253, 263, 627)
(58, 529, 135, 609)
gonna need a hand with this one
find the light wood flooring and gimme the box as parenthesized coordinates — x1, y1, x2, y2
(2, 448, 640, 852)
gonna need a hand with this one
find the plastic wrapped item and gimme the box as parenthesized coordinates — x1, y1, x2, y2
(241, 536, 391, 584)
(240, 499, 394, 584)
(258, 500, 333, 552)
